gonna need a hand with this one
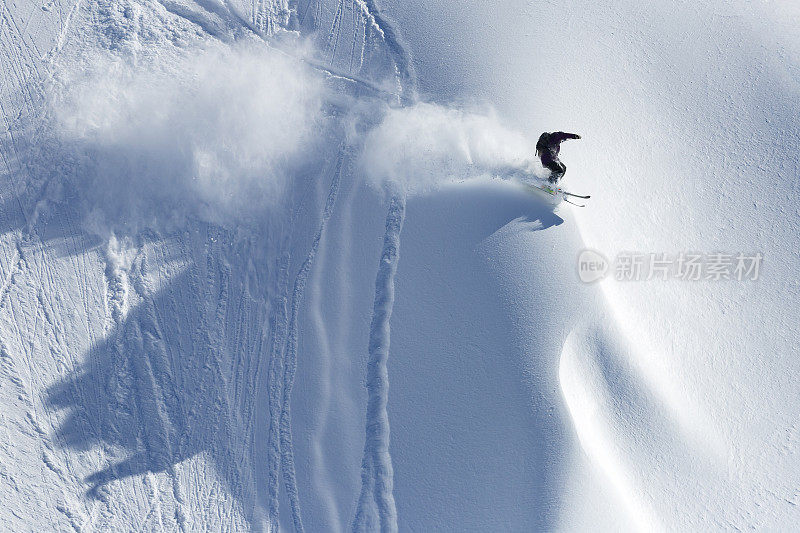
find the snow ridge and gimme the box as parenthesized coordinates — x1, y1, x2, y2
(353, 195, 405, 533)
(279, 147, 347, 532)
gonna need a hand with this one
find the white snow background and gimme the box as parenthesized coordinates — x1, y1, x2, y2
(0, 0, 798, 531)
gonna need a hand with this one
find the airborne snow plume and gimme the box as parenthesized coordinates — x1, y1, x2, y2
(360, 102, 537, 196)
(51, 44, 325, 230)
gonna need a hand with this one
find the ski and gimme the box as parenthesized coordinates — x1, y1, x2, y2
(562, 190, 590, 199)
(564, 197, 586, 207)
(526, 183, 590, 202)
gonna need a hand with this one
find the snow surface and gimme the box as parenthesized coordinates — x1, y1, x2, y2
(1, 0, 799, 531)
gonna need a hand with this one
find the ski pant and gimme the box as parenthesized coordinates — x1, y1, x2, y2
(543, 159, 566, 183)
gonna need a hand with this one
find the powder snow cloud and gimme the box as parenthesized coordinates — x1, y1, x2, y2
(360, 102, 540, 196)
(52, 43, 325, 231)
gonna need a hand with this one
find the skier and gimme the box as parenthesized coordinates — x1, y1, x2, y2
(536, 131, 581, 183)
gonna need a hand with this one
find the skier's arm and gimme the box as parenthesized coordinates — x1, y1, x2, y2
(535, 132, 548, 156)
(551, 131, 581, 143)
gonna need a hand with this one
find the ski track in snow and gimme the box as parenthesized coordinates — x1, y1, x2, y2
(1, 2, 295, 527)
(306, 166, 341, 529)
(279, 147, 346, 532)
(331, 0, 415, 528)
(94, 240, 191, 530)
(357, 0, 415, 100)
(0, 0, 620, 530)
(263, 144, 348, 532)
(3, 0, 800, 530)
(352, 195, 404, 533)
(265, 250, 291, 530)
(0, 0, 277, 527)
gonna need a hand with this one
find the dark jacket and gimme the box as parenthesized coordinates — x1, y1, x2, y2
(536, 131, 580, 163)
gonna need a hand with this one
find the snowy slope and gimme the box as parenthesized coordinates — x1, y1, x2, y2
(383, 0, 800, 530)
(1, 0, 799, 532)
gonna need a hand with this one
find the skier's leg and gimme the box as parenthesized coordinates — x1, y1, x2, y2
(542, 158, 559, 183)
(550, 162, 566, 183)
(556, 161, 567, 183)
